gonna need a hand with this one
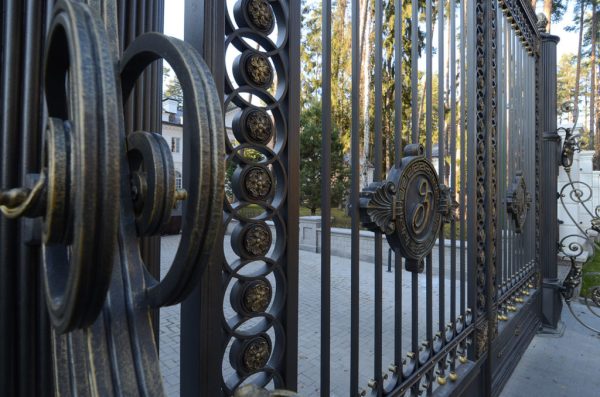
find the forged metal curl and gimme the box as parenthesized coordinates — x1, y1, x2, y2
(558, 126, 600, 333)
(0, 1, 226, 395)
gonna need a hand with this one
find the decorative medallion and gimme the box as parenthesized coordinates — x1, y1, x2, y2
(242, 336, 271, 372)
(242, 279, 272, 313)
(244, 166, 273, 200)
(243, 223, 272, 257)
(246, 0, 275, 33)
(506, 171, 531, 234)
(359, 144, 442, 273)
(245, 53, 273, 87)
(246, 109, 274, 144)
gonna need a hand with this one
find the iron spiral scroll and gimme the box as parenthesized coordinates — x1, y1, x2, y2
(0, 1, 225, 395)
(557, 126, 600, 334)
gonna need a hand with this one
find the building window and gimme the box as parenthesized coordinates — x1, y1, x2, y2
(175, 170, 182, 190)
(171, 137, 181, 153)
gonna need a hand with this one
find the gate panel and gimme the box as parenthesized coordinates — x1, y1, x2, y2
(490, 2, 542, 394)
(0, 0, 551, 396)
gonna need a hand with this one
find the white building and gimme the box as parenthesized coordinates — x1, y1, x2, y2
(161, 98, 184, 190)
(161, 97, 237, 192)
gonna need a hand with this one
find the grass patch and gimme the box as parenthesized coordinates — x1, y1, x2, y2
(582, 251, 600, 298)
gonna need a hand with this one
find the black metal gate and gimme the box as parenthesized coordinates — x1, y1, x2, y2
(0, 0, 559, 396)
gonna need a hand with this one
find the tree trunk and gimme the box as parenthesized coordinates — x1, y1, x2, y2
(592, 1, 598, 162)
(360, 0, 372, 187)
(311, 207, 316, 216)
(574, 1, 586, 126)
(544, 0, 552, 32)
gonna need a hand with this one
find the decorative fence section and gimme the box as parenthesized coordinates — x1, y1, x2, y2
(556, 126, 600, 333)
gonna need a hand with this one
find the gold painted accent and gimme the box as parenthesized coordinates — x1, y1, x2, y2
(175, 189, 188, 202)
(449, 371, 458, 382)
(437, 375, 447, 385)
(367, 379, 377, 389)
(243, 337, 270, 372)
(0, 176, 46, 219)
(388, 364, 398, 374)
(528, 283, 534, 289)
(459, 355, 468, 364)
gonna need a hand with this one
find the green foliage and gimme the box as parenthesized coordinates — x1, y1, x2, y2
(300, 99, 350, 214)
(163, 66, 183, 105)
(581, 250, 600, 298)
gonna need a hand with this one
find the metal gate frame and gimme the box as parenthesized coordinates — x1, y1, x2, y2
(0, 0, 560, 396)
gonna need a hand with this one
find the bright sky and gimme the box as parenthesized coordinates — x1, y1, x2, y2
(548, 2, 579, 61)
(164, 0, 184, 40)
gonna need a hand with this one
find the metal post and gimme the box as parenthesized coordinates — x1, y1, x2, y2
(539, 32, 563, 331)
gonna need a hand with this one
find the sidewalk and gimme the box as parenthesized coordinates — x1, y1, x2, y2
(159, 236, 600, 396)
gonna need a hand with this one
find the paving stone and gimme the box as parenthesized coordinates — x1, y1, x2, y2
(159, 235, 600, 396)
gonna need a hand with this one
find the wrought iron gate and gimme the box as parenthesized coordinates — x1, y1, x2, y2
(0, 0, 558, 396)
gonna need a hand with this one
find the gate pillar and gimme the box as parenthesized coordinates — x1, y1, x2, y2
(539, 32, 562, 330)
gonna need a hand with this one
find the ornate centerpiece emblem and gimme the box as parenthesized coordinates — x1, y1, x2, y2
(359, 144, 443, 272)
(506, 170, 531, 234)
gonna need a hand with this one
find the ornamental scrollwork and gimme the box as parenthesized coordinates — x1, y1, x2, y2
(506, 171, 531, 234)
(359, 144, 442, 273)
(560, 127, 582, 170)
(439, 184, 459, 223)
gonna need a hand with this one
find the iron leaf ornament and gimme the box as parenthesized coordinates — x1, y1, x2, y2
(359, 144, 445, 273)
(506, 171, 531, 234)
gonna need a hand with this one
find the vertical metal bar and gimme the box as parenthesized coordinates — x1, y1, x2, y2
(437, 0, 446, 340)
(459, 0, 466, 315)
(393, 0, 403, 378)
(411, 0, 419, 144)
(351, 0, 361, 393)
(374, 0, 383, 393)
(320, 0, 332, 394)
(394, 0, 403, 166)
(181, 1, 225, 395)
(449, 0, 457, 327)
(495, 5, 503, 298)
(286, 0, 301, 389)
(1, 1, 23, 394)
(425, 1, 433, 371)
(19, 1, 45, 394)
(466, 0, 478, 324)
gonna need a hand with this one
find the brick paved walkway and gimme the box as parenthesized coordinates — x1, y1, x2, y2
(158, 235, 600, 396)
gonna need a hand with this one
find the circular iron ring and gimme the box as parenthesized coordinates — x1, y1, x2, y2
(42, 0, 120, 333)
(120, 33, 225, 307)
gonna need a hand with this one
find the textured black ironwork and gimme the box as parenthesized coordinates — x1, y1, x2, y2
(0, 0, 121, 333)
(557, 166, 600, 333)
(498, 0, 540, 54)
(221, 0, 295, 393)
(560, 127, 582, 169)
(0, 0, 225, 394)
(359, 144, 443, 273)
(505, 171, 532, 234)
